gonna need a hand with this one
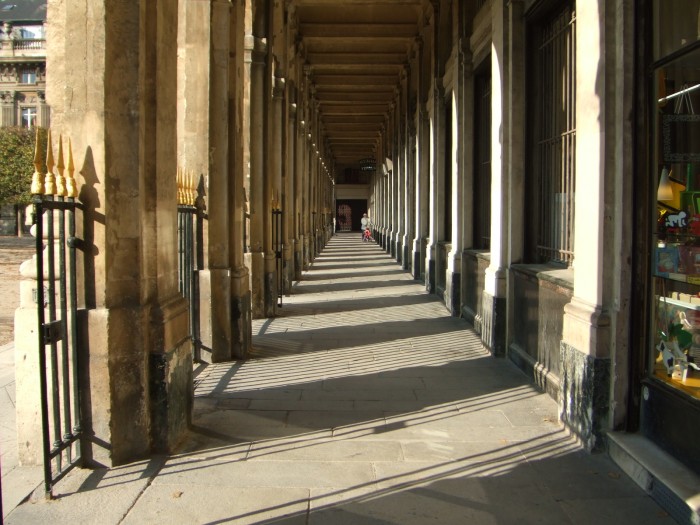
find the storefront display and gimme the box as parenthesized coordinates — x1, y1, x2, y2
(653, 61, 700, 400)
(651, 2, 700, 401)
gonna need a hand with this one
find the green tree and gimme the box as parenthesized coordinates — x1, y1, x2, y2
(0, 127, 46, 206)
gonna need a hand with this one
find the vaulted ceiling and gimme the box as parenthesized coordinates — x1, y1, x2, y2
(293, 0, 424, 173)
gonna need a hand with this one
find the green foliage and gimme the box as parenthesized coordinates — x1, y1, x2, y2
(0, 127, 46, 206)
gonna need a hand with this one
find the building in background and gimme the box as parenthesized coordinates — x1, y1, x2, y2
(0, 0, 48, 128)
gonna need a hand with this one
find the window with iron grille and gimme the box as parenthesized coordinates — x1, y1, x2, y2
(473, 63, 491, 250)
(526, 2, 576, 265)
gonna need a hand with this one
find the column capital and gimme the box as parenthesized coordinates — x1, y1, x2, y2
(0, 90, 15, 104)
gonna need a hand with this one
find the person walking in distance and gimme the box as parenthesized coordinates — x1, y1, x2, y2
(361, 212, 370, 241)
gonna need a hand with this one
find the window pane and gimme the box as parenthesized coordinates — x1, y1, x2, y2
(20, 69, 36, 84)
(653, 0, 700, 61)
(21, 107, 36, 128)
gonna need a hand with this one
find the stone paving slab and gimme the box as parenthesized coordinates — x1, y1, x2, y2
(5, 458, 164, 525)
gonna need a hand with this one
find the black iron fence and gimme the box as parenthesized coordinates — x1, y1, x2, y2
(272, 206, 283, 307)
(31, 133, 83, 498)
(177, 172, 207, 362)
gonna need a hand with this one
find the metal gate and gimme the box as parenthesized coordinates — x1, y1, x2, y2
(177, 171, 207, 362)
(31, 133, 83, 498)
(272, 205, 284, 307)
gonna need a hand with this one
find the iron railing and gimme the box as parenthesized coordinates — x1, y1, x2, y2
(177, 172, 207, 362)
(534, 4, 576, 264)
(272, 207, 284, 307)
(31, 132, 83, 498)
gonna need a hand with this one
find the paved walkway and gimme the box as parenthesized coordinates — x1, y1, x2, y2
(3, 233, 674, 523)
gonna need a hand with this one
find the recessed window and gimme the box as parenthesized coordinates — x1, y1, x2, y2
(20, 69, 36, 84)
(20, 107, 36, 128)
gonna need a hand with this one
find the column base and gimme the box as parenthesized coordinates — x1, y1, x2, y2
(480, 290, 506, 357)
(427, 258, 435, 293)
(445, 270, 461, 317)
(230, 289, 252, 360)
(403, 243, 410, 271)
(149, 295, 192, 456)
(560, 341, 611, 452)
(294, 240, 303, 281)
(264, 269, 277, 318)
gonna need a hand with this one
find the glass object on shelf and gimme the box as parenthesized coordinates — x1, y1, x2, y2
(652, 286, 700, 399)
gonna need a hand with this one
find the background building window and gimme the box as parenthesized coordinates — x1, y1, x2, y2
(526, 2, 576, 265)
(20, 106, 36, 128)
(20, 69, 36, 84)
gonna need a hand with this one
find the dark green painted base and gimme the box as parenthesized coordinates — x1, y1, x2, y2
(427, 259, 435, 294)
(149, 341, 192, 454)
(480, 291, 506, 357)
(264, 271, 276, 318)
(447, 271, 460, 317)
(560, 342, 610, 452)
(231, 291, 252, 359)
(413, 249, 421, 280)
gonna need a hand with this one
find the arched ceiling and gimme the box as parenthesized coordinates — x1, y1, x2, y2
(293, 0, 424, 173)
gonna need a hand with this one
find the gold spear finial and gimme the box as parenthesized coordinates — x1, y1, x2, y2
(187, 170, 195, 206)
(44, 129, 56, 196)
(30, 128, 44, 195)
(65, 137, 78, 198)
(176, 167, 184, 205)
(56, 134, 67, 197)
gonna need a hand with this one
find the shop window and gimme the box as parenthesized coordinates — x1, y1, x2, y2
(651, 44, 700, 401)
(526, 2, 576, 265)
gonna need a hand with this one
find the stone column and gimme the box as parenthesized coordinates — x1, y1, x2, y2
(285, 85, 297, 292)
(426, 77, 444, 294)
(248, 3, 267, 319)
(396, 86, 406, 264)
(264, 64, 284, 317)
(206, 0, 235, 360)
(403, 63, 416, 272)
(446, 37, 473, 316)
(560, 0, 633, 450)
(481, 0, 510, 356)
(294, 91, 305, 280)
(36, 0, 189, 464)
(228, 0, 252, 359)
(425, 1, 443, 294)
(413, 31, 430, 281)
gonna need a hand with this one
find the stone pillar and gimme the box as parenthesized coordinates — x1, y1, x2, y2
(413, 32, 430, 281)
(249, 5, 267, 319)
(228, 0, 252, 359)
(396, 85, 406, 265)
(285, 85, 297, 292)
(206, 0, 235, 360)
(294, 93, 305, 280)
(446, 36, 474, 317)
(481, 0, 509, 356)
(264, 64, 284, 317)
(403, 62, 417, 273)
(560, 0, 633, 450)
(426, 77, 444, 294)
(425, 1, 443, 294)
(37, 0, 189, 464)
